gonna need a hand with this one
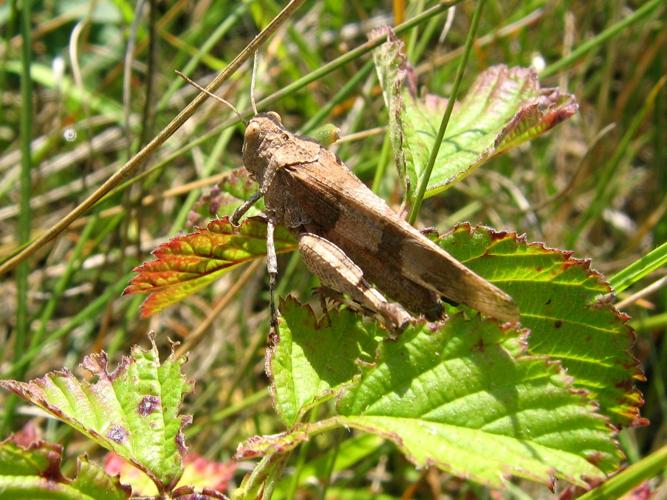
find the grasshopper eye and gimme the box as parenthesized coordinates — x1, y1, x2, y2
(266, 111, 282, 124)
(245, 120, 261, 142)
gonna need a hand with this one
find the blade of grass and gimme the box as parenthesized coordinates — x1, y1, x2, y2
(31, 214, 123, 352)
(15, 0, 32, 358)
(579, 444, 667, 499)
(3, 274, 131, 379)
(3, 0, 34, 434)
(610, 241, 667, 294)
(541, 0, 665, 78)
(156, 0, 252, 110)
(371, 133, 392, 194)
(567, 76, 667, 248)
(631, 312, 667, 333)
(300, 59, 375, 134)
(408, 0, 486, 224)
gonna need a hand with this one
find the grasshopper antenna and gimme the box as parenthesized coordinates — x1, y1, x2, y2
(175, 70, 247, 126)
(250, 51, 259, 115)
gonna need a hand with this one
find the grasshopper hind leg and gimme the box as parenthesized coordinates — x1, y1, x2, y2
(298, 232, 411, 332)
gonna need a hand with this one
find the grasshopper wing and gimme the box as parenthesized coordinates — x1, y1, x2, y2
(282, 151, 519, 323)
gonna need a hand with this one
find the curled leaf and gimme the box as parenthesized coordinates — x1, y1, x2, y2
(374, 33, 577, 199)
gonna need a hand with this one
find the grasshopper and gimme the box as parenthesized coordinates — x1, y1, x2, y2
(231, 112, 519, 331)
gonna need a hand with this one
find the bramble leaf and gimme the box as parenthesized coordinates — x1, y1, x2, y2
(0, 335, 192, 493)
(374, 35, 578, 200)
(267, 297, 380, 426)
(218, 168, 262, 207)
(247, 300, 622, 489)
(336, 314, 622, 489)
(437, 224, 644, 427)
(124, 216, 296, 316)
(0, 437, 130, 499)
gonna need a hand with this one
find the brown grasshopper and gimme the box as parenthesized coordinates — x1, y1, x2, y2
(231, 112, 519, 331)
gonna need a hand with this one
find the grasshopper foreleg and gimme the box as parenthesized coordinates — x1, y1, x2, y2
(266, 218, 279, 333)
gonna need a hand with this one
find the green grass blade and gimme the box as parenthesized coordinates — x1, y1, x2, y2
(541, 0, 665, 77)
(4, 0, 34, 435)
(610, 242, 667, 294)
(579, 443, 667, 499)
(408, 0, 485, 224)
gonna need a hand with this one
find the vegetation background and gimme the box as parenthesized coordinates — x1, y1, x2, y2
(0, 0, 665, 497)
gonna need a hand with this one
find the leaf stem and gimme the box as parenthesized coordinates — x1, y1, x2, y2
(408, 0, 486, 224)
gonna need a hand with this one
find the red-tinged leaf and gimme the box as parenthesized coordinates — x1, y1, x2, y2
(124, 216, 296, 316)
(9, 421, 42, 448)
(0, 334, 192, 492)
(179, 453, 236, 493)
(104, 452, 236, 496)
(218, 167, 261, 207)
(437, 225, 645, 427)
(188, 168, 265, 227)
(374, 32, 578, 199)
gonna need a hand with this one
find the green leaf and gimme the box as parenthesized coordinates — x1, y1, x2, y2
(437, 225, 644, 427)
(124, 216, 296, 316)
(72, 456, 131, 500)
(268, 297, 380, 426)
(249, 300, 622, 489)
(374, 36, 577, 200)
(337, 314, 622, 489)
(217, 167, 266, 216)
(0, 335, 192, 493)
(0, 437, 130, 499)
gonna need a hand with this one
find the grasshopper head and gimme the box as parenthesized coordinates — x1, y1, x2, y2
(242, 111, 284, 180)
